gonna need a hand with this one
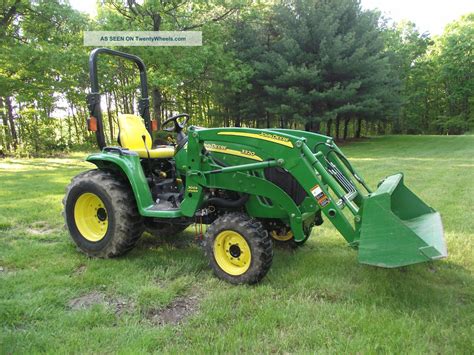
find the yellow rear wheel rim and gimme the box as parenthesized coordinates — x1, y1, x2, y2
(271, 230, 293, 242)
(213, 230, 251, 276)
(74, 192, 108, 242)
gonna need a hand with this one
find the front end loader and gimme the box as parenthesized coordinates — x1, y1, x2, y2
(63, 49, 446, 284)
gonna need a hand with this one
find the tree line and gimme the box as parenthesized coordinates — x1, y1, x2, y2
(0, 0, 472, 156)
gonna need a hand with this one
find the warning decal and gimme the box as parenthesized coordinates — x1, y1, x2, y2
(311, 184, 330, 207)
(310, 185, 323, 198)
(318, 197, 330, 207)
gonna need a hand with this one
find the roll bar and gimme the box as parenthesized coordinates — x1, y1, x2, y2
(86, 48, 151, 149)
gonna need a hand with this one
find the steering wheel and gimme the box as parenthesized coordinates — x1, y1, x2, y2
(161, 113, 190, 133)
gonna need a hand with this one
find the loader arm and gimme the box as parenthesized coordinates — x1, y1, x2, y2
(86, 124, 446, 268)
(176, 126, 359, 243)
(176, 126, 446, 267)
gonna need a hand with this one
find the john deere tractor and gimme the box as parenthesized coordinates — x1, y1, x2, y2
(63, 49, 447, 284)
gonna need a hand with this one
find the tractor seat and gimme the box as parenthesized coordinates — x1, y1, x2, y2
(117, 114, 174, 159)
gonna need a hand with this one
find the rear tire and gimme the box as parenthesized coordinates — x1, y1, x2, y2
(205, 213, 273, 284)
(270, 230, 310, 249)
(63, 169, 143, 258)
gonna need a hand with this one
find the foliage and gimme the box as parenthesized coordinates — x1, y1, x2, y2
(388, 15, 474, 134)
(0, 1, 472, 156)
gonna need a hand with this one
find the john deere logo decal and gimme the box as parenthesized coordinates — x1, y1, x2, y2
(259, 132, 290, 144)
(205, 143, 227, 151)
(204, 143, 263, 161)
(217, 131, 294, 148)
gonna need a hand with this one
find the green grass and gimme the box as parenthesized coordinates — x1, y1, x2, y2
(1, 136, 473, 353)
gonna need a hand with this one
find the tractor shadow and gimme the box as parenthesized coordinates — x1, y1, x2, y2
(129, 228, 209, 276)
(120, 227, 473, 321)
(1, 159, 89, 170)
(269, 240, 473, 315)
(136, 228, 200, 250)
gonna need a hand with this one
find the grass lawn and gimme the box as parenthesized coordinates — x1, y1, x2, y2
(1, 135, 473, 353)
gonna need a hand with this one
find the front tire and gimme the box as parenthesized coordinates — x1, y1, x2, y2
(63, 169, 143, 258)
(205, 213, 273, 284)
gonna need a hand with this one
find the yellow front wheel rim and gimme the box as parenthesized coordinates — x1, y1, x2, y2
(74, 192, 108, 242)
(213, 230, 251, 276)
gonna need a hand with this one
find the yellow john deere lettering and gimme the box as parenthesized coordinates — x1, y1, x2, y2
(204, 143, 263, 161)
(187, 185, 199, 192)
(217, 131, 293, 148)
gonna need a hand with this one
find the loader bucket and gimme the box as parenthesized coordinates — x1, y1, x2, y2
(358, 173, 447, 268)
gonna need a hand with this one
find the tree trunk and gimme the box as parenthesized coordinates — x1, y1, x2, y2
(305, 120, 321, 132)
(33, 103, 39, 155)
(235, 112, 241, 127)
(343, 117, 350, 140)
(279, 116, 285, 128)
(335, 116, 340, 141)
(1, 0, 20, 29)
(151, 13, 162, 128)
(70, 104, 81, 143)
(66, 104, 72, 146)
(326, 119, 332, 136)
(184, 90, 191, 115)
(106, 93, 114, 144)
(355, 117, 362, 138)
(313, 120, 321, 132)
(225, 107, 229, 127)
(5, 97, 17, 150)
(0, 97, 10, 151)
(206, 94, 211, 126)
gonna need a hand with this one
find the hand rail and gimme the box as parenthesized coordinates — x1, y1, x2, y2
(87, 48, 151, 149)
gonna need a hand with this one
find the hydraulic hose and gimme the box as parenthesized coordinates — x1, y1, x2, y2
(202, 193, 249, 209)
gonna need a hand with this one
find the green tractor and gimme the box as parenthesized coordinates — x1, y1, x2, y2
(63, 49, 447, 284)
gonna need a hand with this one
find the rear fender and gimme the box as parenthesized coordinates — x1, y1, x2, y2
(86, 151, 154, 215)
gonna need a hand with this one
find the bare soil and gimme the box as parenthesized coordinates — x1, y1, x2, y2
(147, 295, 200, 326)
(68, 291, 134, 315)
(26, 221, 58, 236)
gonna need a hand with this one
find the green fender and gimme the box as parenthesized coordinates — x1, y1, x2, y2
(86, 151, 155, 216)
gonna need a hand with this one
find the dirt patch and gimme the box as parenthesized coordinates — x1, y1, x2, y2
(147, 295, 200, 326)
(74, 264, 87, 275)
(304, 289, 342, 303)
(68, 291, 135, 315)
(0, 265, 16, 276)
(113, 296, 134, 316)
(27, 221, 59, 236)
(68, 291, 105, 310)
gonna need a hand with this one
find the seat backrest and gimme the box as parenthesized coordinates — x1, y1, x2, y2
(117, 114, 152, 150)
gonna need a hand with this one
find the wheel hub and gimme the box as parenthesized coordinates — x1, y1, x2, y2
(74, 192, 108, 242)
(213, 230, 251, 276)
(97, 207, 107, 221)
(229, 244, 241, 258)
